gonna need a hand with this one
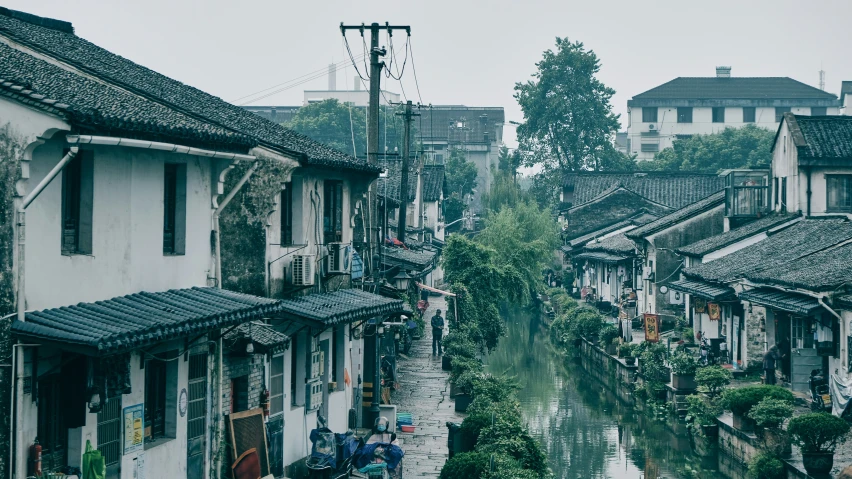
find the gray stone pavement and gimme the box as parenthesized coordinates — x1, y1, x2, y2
(391, 296, 463, 478)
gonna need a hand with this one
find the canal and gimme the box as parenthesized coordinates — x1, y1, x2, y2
(485, 307, 745, 479)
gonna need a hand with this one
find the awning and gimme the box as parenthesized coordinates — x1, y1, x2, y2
(669, 278, 736, 301)
(275, 289, 404, 327)
(739, 288, 823, 316)
(224, 321, 290, 354)
(416, 282, 457, 297)
(13, 287, 285, 355)
(574, 251, 629, 264)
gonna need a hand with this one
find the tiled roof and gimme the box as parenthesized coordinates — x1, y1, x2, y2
(629, 77, 838, 102)
(421, 165, 445, 202)
(566, 212, 659, 251)
(563, 186, 671, 242)
(564, 171, 725, 209)
(278, 289, 403, 326)
(745, 241, 852, 292)
(377, 160, 418, 204)
(784, 114, 852, 162)
(13, 287, 283, 354)
(574, 251, 629, 264)
(669, 278, 735, 301)
(835, 294, 852, 309)
(224, 321, 289, 354)
(0, 43, 254, 151)
(626, 191, 726, 240)
(739, 289, 822, 316)
(683, 218, 852, 284)
(584, 234, 636, 255)
(380, 246, 437, 269)
(0, 9, 378, 172)
(676, 214, 800, 257)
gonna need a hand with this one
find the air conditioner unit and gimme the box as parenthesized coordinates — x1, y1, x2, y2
(325, 243, 351, 274)
(648, 124, 657, 131)
(291, 254, 316, 286)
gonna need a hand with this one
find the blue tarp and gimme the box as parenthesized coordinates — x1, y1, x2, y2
(351, 251, 364, 280)
(353, 442, 404, 471)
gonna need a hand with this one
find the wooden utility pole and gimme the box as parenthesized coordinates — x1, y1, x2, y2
(396, 100, 420, 239)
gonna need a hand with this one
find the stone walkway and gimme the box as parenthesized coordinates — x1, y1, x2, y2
(391, 296, 463, 478)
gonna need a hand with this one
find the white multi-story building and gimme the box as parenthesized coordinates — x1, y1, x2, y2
(627, 67, 841, 161)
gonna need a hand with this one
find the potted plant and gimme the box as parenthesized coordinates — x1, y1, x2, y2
(619, 343, 636, 365)
(599, 324, 619, 355)
(747, 452, 785, 479)
(683, 327, 695, 344)
(449, 356, 482, 398)
(685, 394, 722, 438)
(788, 412, 850, 475)
(721, 385, 793, 432)
(443, 332, 477, 372)
(695, 365, 732, 397)
(748, 398, 794, 456)
(669, 350, 698, 390)
(454, 370, 481, 413)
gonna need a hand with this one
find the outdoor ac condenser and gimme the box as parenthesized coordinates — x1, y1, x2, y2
(291, 254, 316, 286)
(325, 243, 351, 274)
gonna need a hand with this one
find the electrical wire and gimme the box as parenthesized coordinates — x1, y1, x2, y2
(232, 54, 365, 103)
(239, 60, 365, 105)
(408, 37, 425, 106)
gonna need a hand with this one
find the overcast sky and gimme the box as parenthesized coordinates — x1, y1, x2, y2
(10, 0, 852, 148)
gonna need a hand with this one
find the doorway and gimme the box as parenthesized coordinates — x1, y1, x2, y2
(186, 353, 207, 479)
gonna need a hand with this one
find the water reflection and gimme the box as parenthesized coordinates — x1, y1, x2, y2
(486, 307, 745, 479)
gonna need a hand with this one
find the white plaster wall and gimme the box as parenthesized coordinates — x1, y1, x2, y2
(24, 138, 214, 309)
(841, 310, 852, 379)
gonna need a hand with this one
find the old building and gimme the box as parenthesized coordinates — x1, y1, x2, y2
(627, 67, 841, 161)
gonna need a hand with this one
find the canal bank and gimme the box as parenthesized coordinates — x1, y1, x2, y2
(486, 306, 753, 478)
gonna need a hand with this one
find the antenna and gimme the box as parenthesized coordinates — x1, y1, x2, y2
(819, 65, 826, 91)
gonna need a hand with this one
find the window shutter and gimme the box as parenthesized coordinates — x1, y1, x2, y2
(77, 151, 95, 254)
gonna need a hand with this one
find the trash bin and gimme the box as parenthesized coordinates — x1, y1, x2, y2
(446, 422, 462, 459)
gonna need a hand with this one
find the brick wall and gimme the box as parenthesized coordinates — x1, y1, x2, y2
(219, 352, 265, 477)
(744, 304, 767, 371)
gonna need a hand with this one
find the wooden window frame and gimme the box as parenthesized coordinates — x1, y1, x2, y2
(144, 359, 168, 441)
(323, 181, 344, 243)
(270, 354, 285, 416)
(280, 184, 293, 246)
(162, 163, 186, 255)
(827, 175, 852, 213)
(61, 150, 94, 255)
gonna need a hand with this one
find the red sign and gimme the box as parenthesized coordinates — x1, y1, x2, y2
(644, 313, 660, 343)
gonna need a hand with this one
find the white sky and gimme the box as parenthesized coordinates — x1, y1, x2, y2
(9, 0, 852, 149)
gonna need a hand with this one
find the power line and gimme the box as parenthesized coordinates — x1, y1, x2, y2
(233, 54, 365, 104)
(408, 37, 425, 106)
(239, 60, 367, 105)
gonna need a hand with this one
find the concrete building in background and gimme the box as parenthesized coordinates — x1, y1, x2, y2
(627, 67, 841, 161)
(841, 81, 852, 115)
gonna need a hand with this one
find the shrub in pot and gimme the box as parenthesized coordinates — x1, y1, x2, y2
(746, 452, 785, 479)
(788, 412, 850, 475)
(695, 365, 732, 397)
(748, 398, 794, 456)
(619, 343, 636, 365)
(600, 324, 619, 353)
(721, 385, 793, 432)
(669, 350, 698, 390)
(454, 370, 481, 413)
(685, 394, 722, 438)
(683, 327, 695, 344)
(450, 357, 482, 398)
(443, 331, 477, 371)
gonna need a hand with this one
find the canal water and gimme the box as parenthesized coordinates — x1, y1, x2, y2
(485, 307, 744, 479)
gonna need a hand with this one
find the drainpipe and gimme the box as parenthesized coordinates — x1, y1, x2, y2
(805, 167, 812, 217)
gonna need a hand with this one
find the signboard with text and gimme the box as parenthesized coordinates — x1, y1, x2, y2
(123, 403, 144, 455)
(644, 313, 660, 343)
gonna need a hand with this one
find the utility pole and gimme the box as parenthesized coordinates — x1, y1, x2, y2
(396, 100, 420, 239)
(340, 21, 411, 430)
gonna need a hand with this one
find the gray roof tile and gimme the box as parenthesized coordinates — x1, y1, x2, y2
(629, 77, 838, 102)
(564, 171, 725, 209)
(421, 165, 445, 202)
(563, 186, 671, 241)
(224, 321, 289, 354)
(676, 213, 799, 257)
(744, 241, 852, 292)
(380, 246, 437, 269)
(14, 287, 283, 354)
(786, 114, 852, 162)
(669, 278, 735, 301)
(739, 289, 822, 316)
(627, 191, 726, 239)
(278, 289, 403, 326)
(583, 234, 636, 255)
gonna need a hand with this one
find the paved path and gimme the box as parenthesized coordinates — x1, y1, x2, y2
(392, 296, 463, 478)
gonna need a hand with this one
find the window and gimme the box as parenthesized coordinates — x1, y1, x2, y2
(323, 181, 343, 243)
(61, 150, 94, 255)
(270, 355, 284, 416)
(743, 107, 756, 123)
(231, 376, 249, 413)
(642, 107, 658, 123)
(775, 107, 791, 122)
(640, 143, 659, 153)
(331, 327, 338, 386)
(827, 175, 852, 212)
(290, 333, 305, 407)
(781, 177, 787, 209)
(774, 177, 779, 207)
(677, 107, 692, 123)
(812, 107, 827, 116)
(280, 184, 293, 246)
(162, 164, 186, 254)
(144, 359, 167, 441)
(712, 107, 725, 123)
(144, 356, 177, 446)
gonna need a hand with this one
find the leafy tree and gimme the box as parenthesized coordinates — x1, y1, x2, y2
(442, 192, 466, 228)
(514, 37, 621, 180)
(445, 147, 478, 197)
(482, 173, 525, 212)
(497, 144, 522, 182)
(641, 124, 774, 172)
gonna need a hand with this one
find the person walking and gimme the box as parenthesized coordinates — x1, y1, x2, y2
(431, 309, 445, 356)
(763, 345, 781, 385)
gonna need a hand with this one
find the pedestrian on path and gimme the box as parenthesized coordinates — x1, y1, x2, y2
(763, 345, 781, 385)
(431, 309, 445, 356)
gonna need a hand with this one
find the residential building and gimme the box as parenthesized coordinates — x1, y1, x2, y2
(0, 7, 404, 479)
(575, 234, 638, 310)
(771, 114, 852, 217)
(627, 67, 841, 161)
(841, 81, 852, 116)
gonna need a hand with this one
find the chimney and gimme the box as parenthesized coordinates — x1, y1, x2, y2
(716, 66, 732, 78)
(354, 76, 361, 91)
(328, 64, 336, 91)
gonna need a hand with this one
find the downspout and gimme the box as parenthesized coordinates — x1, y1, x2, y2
(805, 167, 812, 217)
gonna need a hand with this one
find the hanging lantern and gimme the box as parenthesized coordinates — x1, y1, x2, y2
(392, 271, 412, 291)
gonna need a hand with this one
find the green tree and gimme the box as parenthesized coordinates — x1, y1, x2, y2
(443, 192, 466, 228)
(514, 37, 621, 179)
(641, 124, 774, 172)
(497, 144, 523, 182)
(445, 148, 478, 197)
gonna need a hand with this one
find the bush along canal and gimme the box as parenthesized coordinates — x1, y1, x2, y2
(483, 299, 758, 478)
